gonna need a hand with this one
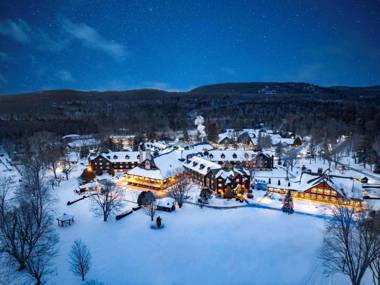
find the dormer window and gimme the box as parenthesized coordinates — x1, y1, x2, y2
(244, 153, 249, 159)
(221, 153, 225, 159)
(199, 164, 205, 170)
(113, 155, 118, 159)
(125, 155, 130, 160)
(137, 154, 140, 160)
(209, 154, 214, 159)
(106, 156, 111, 159)
(232, 153, 237, 159)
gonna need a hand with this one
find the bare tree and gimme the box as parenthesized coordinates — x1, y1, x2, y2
(62, 159, 74, 180)
(369, 212, 380, 285)
(145, 202, 157, 222)
(0, 155, 58, 279)
(25, 233, 58, 285)
(371, 256, 380, 285)
(319, 206, 380, 285)
(0, 177, 12, 216)
(69, 240, 92, 281)
(91, 180, 123, 222)
(27, 131, 63, 179)
(169, 174, 190, 208)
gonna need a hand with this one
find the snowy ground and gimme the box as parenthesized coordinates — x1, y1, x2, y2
(39, 164, 361, 285)
(1, 149, 377, 284)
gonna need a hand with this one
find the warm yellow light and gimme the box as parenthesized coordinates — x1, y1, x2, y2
(87, 165, 93, 172)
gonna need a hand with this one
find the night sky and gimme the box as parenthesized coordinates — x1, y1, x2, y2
(0, 0, 379, 94)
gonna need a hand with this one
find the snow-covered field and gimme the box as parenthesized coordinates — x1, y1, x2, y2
(44, 166, 356, 285)
(2, 148, 378, 284)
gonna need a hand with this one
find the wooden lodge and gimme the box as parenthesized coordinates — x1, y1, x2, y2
(267, 171, 364, 209)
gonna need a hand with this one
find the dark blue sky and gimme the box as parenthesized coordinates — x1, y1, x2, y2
(0, 0, 379, 94)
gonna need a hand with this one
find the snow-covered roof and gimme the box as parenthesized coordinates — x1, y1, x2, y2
(153, 150, 184, 179)
(62, 134, 80, 140)
(183, 156, 221, 175)
(298, 172, 363, 200)
(218, 129, 236, 144)
(144, 141, 168, 151)
(217, 128, 295, 146)
(266, 170, 364, 200)
(65, 151, 79, 162)
(157, 197, 175, 207)
(100, 151, 143, 163)
(204, 150, 256, 162)
(270, 134, 294, 145)
(68, 138, 100, 148)
(128, 150, 184, 180)
(215, 169, 235, 180)
(110, 135, 135, 140)
(79, 182, 98, 190)
(177, 143, 214, 160)
(127, 167, 164, 180)
(57, 213, 74, 221)
(214, 167, 250, 182)
(237, 129, 258, 144)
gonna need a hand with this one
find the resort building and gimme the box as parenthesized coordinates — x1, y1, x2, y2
(205, 168, 251, 198)
(89, 151, 144, 174)
(201, 150, 274, 169)
(124, 150, 184, 191)
(183, 156, 222, 184)
(266, 170, 364, 209)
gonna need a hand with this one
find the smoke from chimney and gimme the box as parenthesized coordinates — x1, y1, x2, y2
(194, 115, 207, 141)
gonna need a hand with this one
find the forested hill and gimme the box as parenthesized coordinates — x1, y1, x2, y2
(190, 82, 330, 95)
(0, 82, 379, 147)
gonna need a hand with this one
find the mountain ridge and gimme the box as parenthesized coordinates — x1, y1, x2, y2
(1, 81, 380, 98)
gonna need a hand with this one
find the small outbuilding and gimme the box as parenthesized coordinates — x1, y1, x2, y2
(156, 197, 176, 212)
(57, 213, 74, 227)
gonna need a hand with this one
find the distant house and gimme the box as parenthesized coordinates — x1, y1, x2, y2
(109, 135, 135, 149)
(177, 142, 214, 161)
(267, 170, 364, 209)
(237, 130, 257, 145)
(65, 135, 100, 151)
(217, 128, 296, 147)
(217, 129, 237, 144)
(253, 152, 274, 170)
(200, 150, 273, 169)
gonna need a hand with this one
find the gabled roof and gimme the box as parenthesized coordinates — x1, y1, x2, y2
(218, 129, 236, 144)
(299, 171, 363, 200)
(127, 150, 184, 180)
(92, 151, 144, 163)
(183, 156, 221, 175)
(204, 150, 256, 162)
(265, 169, 363, 200)
(215, 167, 251, 181)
